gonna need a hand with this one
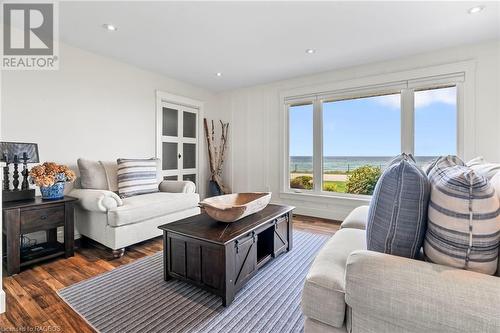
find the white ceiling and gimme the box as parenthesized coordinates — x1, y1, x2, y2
(59, 1, 500, 92)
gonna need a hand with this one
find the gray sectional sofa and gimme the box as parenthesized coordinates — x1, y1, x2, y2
(301, 205, 500, 333)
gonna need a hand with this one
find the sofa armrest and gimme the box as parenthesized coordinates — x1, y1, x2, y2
(159, 180, 196, 193)
(345, 250, 500, 333)
(69, 189, 123, 212)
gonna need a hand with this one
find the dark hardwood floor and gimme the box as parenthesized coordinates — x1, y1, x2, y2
(0, 215, 340, 332)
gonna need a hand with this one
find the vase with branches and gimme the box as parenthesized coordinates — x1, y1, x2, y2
(204, 118, 230, 196)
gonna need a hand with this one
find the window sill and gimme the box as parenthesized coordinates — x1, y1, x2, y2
(278, 191, 371, 220)
(279, 191, 371, 204)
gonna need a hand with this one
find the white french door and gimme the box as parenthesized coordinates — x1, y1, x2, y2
(157, 101, 199, 187)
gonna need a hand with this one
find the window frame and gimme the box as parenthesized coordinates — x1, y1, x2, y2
(282, 64, 471, 199)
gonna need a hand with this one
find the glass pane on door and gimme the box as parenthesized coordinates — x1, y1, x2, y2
(183, 143, 196, 169)
(183, 174, 196, 184)
(163, 175, 178, 181)
(162, 142, 178, 170)
(162, 107, 178, 136)
(183, 112, 197, 138)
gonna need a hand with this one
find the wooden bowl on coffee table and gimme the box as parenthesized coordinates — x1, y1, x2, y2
(199, 192, 272, 223)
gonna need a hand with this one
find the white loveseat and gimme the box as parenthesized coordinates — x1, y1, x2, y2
(68, 160, 200, 257)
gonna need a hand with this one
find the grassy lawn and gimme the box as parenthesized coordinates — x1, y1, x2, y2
(290, 166, 379, 195)
(323, 180, 347, 193)
(290, 174, 348, 193)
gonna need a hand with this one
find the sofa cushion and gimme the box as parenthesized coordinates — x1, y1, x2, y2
(302, 228, 366, 328)
(107, 192, 200, 227)
(117, 158, 160, 198)
(100, 161, 119, 192)
(77, 158, 108, 190)
(366, 154, 430, 259)
(340, 205, 369, 230)
(424, 157, 500, 275)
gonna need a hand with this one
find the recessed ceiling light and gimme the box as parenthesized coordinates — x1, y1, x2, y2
(215, 72, 223, 77)
(468, 5, 485, 14)
(305, 49, 316, 54)
(102, 24, 117, 31)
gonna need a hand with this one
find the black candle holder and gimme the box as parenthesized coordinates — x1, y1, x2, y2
(1, 142, 39, 202)
(3, 153, 9, 191)
(21, 152, 30, 190)
(12, 154, 19, 191)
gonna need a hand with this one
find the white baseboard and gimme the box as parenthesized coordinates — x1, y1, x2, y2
(0, 289, 5, 314)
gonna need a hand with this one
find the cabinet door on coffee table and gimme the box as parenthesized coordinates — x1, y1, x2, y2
(234, 233, 257, 290)
(168, 235, 225, 292)
(274, 216, 289, 256)
(201, 246, 224, 290)
(170, 238, 187, 277)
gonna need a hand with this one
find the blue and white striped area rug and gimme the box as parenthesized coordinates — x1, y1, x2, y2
(58, 231, 329, 333)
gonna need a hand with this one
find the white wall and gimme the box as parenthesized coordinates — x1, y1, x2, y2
(1, 42, 216, 243)
(1, 42, 214, 172)
(211, 40, 500, 220)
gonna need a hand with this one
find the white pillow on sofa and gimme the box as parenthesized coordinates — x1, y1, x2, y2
(99, 159, 163, 193)
(117, 158, 160, 198)
(77, 158, 108, 190)
(99, 161, 119, 192)
(467, 157, 500, 276)
(424, 156, 500, 275)
(489, 172, 500, 277)
(466, 156, 500, 180)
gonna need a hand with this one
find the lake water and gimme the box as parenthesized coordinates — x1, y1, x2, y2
(290, 156, 435, 173)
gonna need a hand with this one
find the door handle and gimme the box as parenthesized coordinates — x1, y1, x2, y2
(178, 153, 182, 159)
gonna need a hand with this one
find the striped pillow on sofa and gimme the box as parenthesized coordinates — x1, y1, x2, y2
(117, 158, 160, 198)
(366, 153, 430, 259)
(424, 156, 500, 275)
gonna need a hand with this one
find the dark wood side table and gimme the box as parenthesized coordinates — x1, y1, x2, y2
(2, 196, 78, 276)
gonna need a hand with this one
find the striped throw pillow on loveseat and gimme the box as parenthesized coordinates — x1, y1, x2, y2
(117, 158, 160, 198)
(366, 153, 430, 259)
(424, 156, 500, 275)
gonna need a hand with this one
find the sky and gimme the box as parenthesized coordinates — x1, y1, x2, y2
(289, 86, 457, 157)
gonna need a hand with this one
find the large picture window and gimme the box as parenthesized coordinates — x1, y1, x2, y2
(289, 104, 314, 190)
(322, 93, 401, 193)
(286, 77, 460, 196)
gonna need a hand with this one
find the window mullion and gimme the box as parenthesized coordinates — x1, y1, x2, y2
(313, 98, 323, 193)
(401, 89, 415, 155)
(456, 82, 465, 158)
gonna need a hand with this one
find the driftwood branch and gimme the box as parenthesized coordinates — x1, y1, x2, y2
(203, 119, 215, 175)
(204, 118, 230, 194)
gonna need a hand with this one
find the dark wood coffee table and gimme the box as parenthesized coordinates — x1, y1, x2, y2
(158, 204, 294, 306)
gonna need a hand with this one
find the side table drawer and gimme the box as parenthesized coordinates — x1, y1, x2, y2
(21, 205, 65, 233)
